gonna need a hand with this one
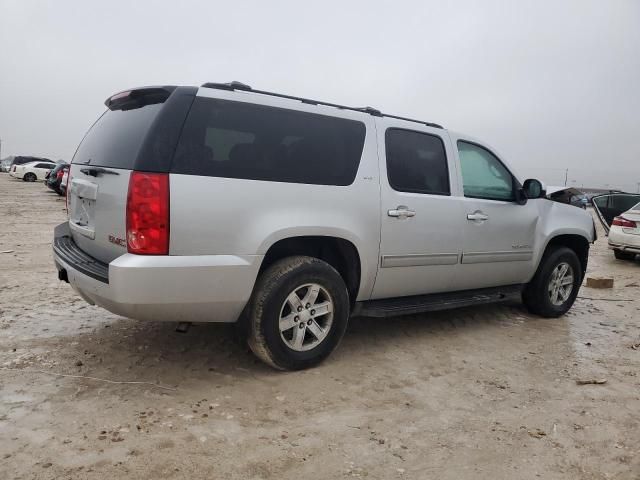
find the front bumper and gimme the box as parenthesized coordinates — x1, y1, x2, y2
(53, 222, 263, 323)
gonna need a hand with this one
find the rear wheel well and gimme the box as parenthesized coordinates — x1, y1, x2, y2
(544, 235, 590, 276)
(260, 237, 361, 305)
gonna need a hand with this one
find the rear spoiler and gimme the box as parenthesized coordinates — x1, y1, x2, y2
(105, 86, 177, 111)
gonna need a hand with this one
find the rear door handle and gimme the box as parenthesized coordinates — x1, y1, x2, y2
(467, 212, 489, 221)
(388, 206, 416, 218)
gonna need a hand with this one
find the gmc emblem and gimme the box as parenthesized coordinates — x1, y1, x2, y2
(108, 235, 126, 248)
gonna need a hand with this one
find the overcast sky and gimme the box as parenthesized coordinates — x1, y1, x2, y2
(1, 0, 639, 190)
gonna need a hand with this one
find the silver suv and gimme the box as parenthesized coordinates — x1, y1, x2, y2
(54, 82, 596, 370)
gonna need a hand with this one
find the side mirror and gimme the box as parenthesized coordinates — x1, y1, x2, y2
(522, 179, 546, 199)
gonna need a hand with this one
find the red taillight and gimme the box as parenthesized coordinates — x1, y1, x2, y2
(56, 169, 64, 180)
(612, 216, 636, 228)
(126, 172, 169, 255)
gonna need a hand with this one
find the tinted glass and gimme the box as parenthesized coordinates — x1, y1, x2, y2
(592, 194, 640, 226)
(385, 129, 449, 195)
(592, 196, 608, 209)
(72, 103, 163, 169)
(611, 194, 640, 212)
(457, 141, 514, 201)
(172, 98, 366, 186)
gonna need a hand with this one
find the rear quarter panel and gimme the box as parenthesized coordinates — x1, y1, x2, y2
(169, 115, 381, 301)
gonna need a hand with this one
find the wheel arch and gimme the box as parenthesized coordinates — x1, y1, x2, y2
(540, 233, 590, 277)
(259, 235, 362, 305)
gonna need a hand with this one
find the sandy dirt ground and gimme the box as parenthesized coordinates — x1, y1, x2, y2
(0, 172, 639, 480)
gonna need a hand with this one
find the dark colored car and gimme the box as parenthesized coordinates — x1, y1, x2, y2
(45, 163, 69, 195)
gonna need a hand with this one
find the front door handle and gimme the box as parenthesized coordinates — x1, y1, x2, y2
(467, 211, 489, 221)
(388, 206, 416, 218)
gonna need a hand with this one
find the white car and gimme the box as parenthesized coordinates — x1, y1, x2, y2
(592, 193, 640, 260)
(608, 202, 640, 260)
(10, 160, 56, 182)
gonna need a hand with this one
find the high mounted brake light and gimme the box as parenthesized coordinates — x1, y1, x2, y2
(126, 172, 169, 255)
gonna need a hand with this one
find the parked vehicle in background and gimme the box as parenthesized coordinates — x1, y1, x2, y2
(10, 160, 55, 181)
(53, 82, 597, 370)
(592, 193, 640, 260)
(45, 162, 69, 195)
(576, 194, 589, 208)
(60, 167, 69, 195)
(546, 186, 588, 209)
(9, 155, 53, 169)
(0, 157, 13, 172)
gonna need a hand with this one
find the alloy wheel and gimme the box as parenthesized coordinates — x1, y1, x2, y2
(279, 283, 334, 352)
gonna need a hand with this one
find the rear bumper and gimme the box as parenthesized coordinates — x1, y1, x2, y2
(608, 228, 640, 253)
(53, 222, 262, 323)
(608, 242, 640, 254)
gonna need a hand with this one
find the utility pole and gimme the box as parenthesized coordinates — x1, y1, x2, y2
(564, 168, 568, 187)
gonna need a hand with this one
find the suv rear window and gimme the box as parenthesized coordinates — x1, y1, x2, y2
(171, 97, 366, 186)
(72, 103, 163, 169)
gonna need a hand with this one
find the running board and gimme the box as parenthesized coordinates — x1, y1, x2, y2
(352, 285, 524, 318)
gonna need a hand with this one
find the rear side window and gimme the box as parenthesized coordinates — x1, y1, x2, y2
(171, 98, 366, 186)
(72, 103, 163, 169)
(385, 129, 450, 195)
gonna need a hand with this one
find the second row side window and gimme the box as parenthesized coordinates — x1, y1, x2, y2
(385, 128, 450, 195)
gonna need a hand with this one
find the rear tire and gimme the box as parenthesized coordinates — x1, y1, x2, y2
(522, 246, 582, 318)
(246, 256, 350, 370)
(23, 172, 36, 182)
(614, 249, 636, 261)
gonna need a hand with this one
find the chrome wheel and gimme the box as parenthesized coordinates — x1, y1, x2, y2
(548, 262, 574, 306)
(279, 283, 334, 352)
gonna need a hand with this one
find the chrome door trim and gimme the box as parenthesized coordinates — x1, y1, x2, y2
(461, 250, 533, 264)
(381, 253, 459, 268)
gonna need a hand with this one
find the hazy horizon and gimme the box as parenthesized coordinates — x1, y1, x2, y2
(1, 0, 639, 191)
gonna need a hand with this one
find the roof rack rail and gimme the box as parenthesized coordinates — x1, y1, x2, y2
(200, 81, 443, 129)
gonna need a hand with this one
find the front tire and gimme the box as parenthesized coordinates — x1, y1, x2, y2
(246, 256, 350, 370)
(23, 172, 37, 182)
(614, 249, 636, 261)
(523, 246, 582, 317)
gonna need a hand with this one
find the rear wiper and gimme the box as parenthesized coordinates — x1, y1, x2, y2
(80, 167, 120, 177)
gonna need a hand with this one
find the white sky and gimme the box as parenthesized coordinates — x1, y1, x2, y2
(1, 0, 639, 191)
